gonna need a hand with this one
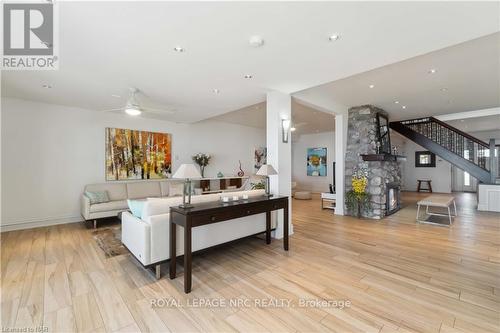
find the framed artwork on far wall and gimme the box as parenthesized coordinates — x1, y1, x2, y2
(105, 128, 172, 180)
(254, 147, 267, 172)
(415, 151, 436, 167)
(307, 147, 327, 176)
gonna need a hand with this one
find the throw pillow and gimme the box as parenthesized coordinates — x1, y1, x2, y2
(84, 191, 110, 204)
(127, 199, 146, 218)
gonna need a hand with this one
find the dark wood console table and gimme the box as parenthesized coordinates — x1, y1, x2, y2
(169, 195, 289, 293)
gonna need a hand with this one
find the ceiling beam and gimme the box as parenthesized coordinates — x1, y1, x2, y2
(435, 107, 500, 121)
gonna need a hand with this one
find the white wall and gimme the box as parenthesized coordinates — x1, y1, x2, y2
(392, 132, 452, 193)
(470, 130, 500, 144)
(292, 131, 335, 193)
(1, 98, 265, 230)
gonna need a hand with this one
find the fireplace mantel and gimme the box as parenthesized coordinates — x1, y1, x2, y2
(361, 154, 406, 162)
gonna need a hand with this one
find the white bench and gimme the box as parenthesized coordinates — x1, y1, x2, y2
(416, 195, 457, 226)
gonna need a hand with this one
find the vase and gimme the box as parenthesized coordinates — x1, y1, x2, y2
(200, 166, 205, 178)
(357, 198, 362, 218)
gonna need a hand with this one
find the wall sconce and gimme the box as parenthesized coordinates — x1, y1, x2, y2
(282, 119, 291, 143)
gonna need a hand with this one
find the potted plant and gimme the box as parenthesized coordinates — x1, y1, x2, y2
(192, 153, 211, 178)
(346, 166, 370, 218)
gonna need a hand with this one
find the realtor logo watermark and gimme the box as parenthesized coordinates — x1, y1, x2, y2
(2, 1, 58, 70)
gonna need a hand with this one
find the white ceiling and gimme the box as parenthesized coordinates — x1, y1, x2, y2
(2, 2, 499, 123)
(209, 99, 335, 135)
(446, 114, 500, 133)
(294, 32, 500, 120)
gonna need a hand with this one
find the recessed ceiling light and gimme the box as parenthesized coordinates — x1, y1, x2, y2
(402, 105, 407, 109)
(328, 34, 340, 41)
(173, 46, 185, 52)
(213, 88, 220, 94)
(440, 87, 448, 92)
(42, 84, 52, 89)
(290, 127, 296, 132)
(369, 84, 375, 89)
(244, 74, 253, 79)
(428, 68, 437, 74)
(249, 35, 264, 47)
(394, 101, 400, 104)
(111, 94, 121, 98)
(460, 119, 465, 122)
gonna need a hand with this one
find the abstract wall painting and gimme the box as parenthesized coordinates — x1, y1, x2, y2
(307, 147, 327, 176)
(105, 128, 172, 180)
(254, 147, 267, 172)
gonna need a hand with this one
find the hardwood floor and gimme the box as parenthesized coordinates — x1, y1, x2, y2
(1, 192, 499, 332)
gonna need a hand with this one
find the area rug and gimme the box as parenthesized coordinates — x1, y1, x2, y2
(92, 226, 128, 258)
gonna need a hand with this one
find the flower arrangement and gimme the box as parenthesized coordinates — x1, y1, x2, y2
(346, 165, 370, 218)
(251, 181, 266, 190)
(192, 153, 211, 177)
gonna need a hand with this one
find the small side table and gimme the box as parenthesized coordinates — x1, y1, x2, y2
(321, 192, 336, 210)
(417, 180, 433, 193)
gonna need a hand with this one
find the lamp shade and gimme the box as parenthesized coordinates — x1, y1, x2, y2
(172, 164, 202, 179)
(256, 164, 278, 176)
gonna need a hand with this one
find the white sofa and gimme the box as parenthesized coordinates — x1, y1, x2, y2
(81, 180, 183, 227)
(121, 189, 275, 276)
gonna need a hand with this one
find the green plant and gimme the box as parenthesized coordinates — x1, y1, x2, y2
(346, 190, 370, 218)
(251, 181, 266, 190)
(192, 153, 211, 177)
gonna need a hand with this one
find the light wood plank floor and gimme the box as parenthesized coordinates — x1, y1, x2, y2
(1, 192, 499, 333)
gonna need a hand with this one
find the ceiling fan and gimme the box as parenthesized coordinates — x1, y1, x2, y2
(101, 87, 174, 116)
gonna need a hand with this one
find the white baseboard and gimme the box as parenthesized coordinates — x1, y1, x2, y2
(1, 215, 83, 232)
(477, 204, 488, 211)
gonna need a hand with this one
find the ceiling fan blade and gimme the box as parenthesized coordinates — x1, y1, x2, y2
(141, 107, 175, 114)
(100, 108, 124, 113)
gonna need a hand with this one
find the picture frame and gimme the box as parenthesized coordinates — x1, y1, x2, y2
(415, 151, 436, 167)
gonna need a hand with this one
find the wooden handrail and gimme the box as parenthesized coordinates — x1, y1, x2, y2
(393, 117, 489, 147)
(429, 117, 490, 147)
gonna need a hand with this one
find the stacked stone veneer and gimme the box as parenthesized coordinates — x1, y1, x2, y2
(345, 105, 402, 219)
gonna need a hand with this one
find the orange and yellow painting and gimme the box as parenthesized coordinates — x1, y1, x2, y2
(105, 128, 172, 180)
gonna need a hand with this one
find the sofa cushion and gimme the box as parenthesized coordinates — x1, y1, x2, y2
(169, 182, 184, 196)
(127, 182, 161, 199)
(90, 200, 128, 213)
(141, 196, 182, 220)
(160, 181, 170, 196)
(84, 190, 109, 204)
(85, 183, 127, 201)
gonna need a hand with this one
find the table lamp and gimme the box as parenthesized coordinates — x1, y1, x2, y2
(172, 164, 202, 208)
(256, 164, 278, 196)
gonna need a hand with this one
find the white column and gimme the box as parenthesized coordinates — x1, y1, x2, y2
(266, 91, 292, 238)
(335, 113, 348, 215)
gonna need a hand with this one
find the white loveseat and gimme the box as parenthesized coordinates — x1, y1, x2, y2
(121, 189, 275, 276)
(81, 180, 183, 227)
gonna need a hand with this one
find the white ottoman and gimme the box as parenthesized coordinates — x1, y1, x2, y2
(294, 191, 312, 200)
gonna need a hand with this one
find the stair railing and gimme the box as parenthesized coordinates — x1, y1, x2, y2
(396, 117, 491, 172)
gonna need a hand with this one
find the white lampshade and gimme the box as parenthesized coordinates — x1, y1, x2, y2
(172, 164, 202, 179)
(256, 164, 278, 176)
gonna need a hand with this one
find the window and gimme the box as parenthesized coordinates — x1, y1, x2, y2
(415, 151, 436, 167)
(464, 171, 471, 186)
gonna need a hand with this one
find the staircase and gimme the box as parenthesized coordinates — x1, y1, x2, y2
(390, 117, 498, 184)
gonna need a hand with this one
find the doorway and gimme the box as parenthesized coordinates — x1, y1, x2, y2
(452, 165, 477, 192)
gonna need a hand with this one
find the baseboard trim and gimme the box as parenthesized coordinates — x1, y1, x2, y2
(1, 215, 83, 232)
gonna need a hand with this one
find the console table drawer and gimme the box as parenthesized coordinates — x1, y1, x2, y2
(191, 210, 251, 226)
(190, 203, 282, 226)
